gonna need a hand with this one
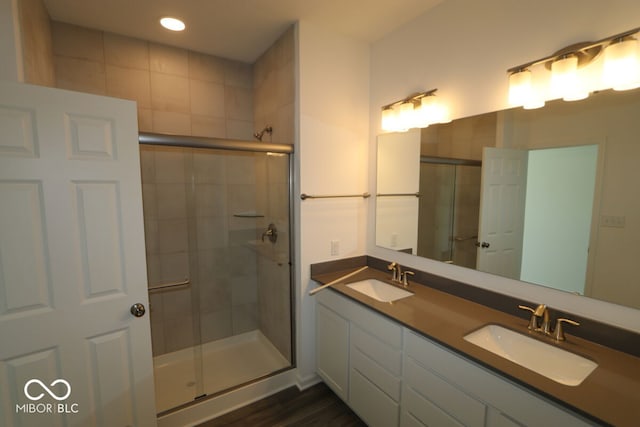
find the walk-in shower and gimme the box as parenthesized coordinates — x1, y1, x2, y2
(138, 133, 294, 414)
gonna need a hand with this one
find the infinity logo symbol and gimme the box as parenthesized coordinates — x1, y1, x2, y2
(24, 379, 71, 401)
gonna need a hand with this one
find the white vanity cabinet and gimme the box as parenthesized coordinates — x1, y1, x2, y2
(315, 288, 402, 426)
(315, 289, 596, 427)
(348, 306, 403, 427)
(316, 292, 350, 401)
(403, 330, 596, 427)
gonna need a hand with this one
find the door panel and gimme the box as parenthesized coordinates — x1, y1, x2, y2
(0, 82, 156, 427)
(477, 147, 528, 279)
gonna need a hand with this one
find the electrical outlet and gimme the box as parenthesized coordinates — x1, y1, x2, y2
(391, 233, 398, 248)
(331, 240, 340, 256)
(600, 215, 626, 228)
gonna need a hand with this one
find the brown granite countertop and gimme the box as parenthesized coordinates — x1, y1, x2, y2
(311, 265, 640, 427)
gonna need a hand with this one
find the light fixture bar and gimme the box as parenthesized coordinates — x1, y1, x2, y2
(381, 89, 438, 110)
(507, 26, 640, 74)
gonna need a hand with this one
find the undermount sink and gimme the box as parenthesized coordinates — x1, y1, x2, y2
(464, 324, 597, 386)
(346, 279, 413, 303)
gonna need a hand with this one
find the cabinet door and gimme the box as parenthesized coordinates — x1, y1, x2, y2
(316, 303, 349, 400)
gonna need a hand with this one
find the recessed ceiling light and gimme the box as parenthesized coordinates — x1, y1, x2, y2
(160, 17, 185, 32)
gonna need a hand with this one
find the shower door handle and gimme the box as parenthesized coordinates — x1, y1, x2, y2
(130, 303, 146, 317)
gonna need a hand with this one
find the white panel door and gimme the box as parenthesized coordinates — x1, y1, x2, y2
(0, 82, 156, 426)
(476, 147, 528, 280)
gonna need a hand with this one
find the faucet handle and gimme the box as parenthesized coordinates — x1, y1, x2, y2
(387, 262, 398, 281)
(553, 318, 580, 341)
(401, 270, 414, 287)
(518, 305, 538, 330)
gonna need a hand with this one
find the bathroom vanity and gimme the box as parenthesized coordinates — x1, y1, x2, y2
(311, 257, 640, 427)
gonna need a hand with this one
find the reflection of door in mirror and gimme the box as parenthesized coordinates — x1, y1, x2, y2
(477, 145, 598, 294)
(477, 148, 528, 279)
(417, 161, 481, 268)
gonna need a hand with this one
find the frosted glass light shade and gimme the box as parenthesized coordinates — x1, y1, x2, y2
(395, 102, 414, 131)
(603, 38, 640, 91)
(508, 70, 533, 106)
(551, 56, 588, 101)
(420, 95, 447, 125)
(381, 108, 398, 132)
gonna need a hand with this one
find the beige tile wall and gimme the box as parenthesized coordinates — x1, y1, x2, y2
(253, 26, 295, 144)
(52, 22, 254, 140)
(18, 0, 56, 86)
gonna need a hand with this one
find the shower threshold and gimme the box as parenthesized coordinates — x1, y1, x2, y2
(153, 330, 290, 413)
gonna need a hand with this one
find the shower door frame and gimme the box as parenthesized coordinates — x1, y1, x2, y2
(418, 156, 482, 265)
(139, 132, 297, 412)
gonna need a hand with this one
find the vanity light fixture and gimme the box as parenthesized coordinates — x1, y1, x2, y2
(507, 26, 640, 109)
(603, 36, 640, 91)
(381, 89, 449, 132)
(508, 69, 545, 109)
(160, 17, 186, 32)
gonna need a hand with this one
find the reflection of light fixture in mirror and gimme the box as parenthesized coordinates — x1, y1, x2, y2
(160, 17, 186, 31)
(507, 26, 640, 108)
(603, 37, 640, 91)
(381, 89, 448, 132)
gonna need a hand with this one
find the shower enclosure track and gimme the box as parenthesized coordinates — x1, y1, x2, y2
(138, 132, 293, 154)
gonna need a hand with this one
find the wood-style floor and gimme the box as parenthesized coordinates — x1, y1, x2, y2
(197, 382, 366, 426)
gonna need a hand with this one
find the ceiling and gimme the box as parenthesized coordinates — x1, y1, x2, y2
(42, 0, 443, 63)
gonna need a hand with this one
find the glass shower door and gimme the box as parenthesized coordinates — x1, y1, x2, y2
(192, 149, 292, 398)
(140, 143, 293, 414)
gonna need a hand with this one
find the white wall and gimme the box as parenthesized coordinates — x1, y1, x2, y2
(295, 21, 370, 386)
(369, 0, 640, 331)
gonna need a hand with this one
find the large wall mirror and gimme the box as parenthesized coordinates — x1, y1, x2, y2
(375, 88, 640, 310)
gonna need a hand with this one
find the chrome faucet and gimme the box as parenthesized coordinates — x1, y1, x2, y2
(518, 303, 580, 341)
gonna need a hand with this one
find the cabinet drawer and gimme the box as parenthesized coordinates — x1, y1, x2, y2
(350, 368, 399, 427)
(351, 345, 401, 401)
(401, 386, 465, 427)
(351, 324, 402, 375)
(347, 294, 403, 348)
(404, 357, 486, 427)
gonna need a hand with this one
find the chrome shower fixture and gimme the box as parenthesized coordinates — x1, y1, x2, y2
(254, 125, 273, 141)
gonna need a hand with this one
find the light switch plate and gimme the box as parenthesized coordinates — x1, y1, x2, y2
(600, 215, 625, 228)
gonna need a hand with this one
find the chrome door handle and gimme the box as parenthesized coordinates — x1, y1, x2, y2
(475, 241, 490, 248)
(130, 303, 146, 317)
